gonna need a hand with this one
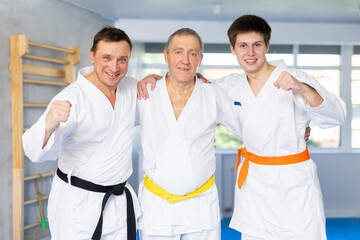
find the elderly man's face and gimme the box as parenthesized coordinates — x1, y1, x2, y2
(164, 35, 202, 84)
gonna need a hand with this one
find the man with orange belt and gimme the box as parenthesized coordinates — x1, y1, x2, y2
(214, 15, 346, 240)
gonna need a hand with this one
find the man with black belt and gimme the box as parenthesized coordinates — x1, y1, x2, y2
(22, 26, 139, 240)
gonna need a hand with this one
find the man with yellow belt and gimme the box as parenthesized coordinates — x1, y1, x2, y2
(216, 15, 346, 240)
(135, 28, 243, 240)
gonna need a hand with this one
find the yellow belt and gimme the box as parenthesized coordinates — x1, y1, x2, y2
(144, 175, 215, 203)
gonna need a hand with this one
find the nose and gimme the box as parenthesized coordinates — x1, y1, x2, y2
(247, 46, 255, 56)
(110, 59, 119, 72)
(182, 54, 190, 64)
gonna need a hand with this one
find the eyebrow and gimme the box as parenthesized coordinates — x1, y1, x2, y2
(238, 41, 263, 45)
(173, 47, 200, 53)
(102, 54, 129, 59)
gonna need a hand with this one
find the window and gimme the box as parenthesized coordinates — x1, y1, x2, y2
(300, 69, 340, 148)
(352, 46, 360, 67)
(297, 45, 341, 148)
(201, 44, 243, 80)
(297, 45, 341, 66)
(352, 46, 360, 148)
(267, 44, 294, 66)
(297, 55, 340, 67)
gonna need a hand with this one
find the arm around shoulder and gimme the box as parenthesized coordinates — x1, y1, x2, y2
(216, 86, 243, 139)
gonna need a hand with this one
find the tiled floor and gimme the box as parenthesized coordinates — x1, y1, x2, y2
(221, 218, 360, 240)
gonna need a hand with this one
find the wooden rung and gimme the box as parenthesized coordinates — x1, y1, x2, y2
(29, 40, 76, 54)
(23, 64, 65, 78)
(24, 172, 54, 181)
(23, 128, 29, 132)
(24, 227, 50, 240)
(23, 78, 68, 86)
(24, 196, 49, 206)
(23, 103, 48, 108)
(23, 54, 68, 64)
(24, 221, 40, 230)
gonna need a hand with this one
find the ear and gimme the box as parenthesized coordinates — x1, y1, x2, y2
(230, 44, 236, 55)
(90, 50, 95, 64)
(198, 55, 203, 67)
(163, 50, 169, 64)
(266, 41, 270, 53)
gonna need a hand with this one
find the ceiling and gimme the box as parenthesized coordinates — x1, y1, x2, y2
(60, 0, 360, 23)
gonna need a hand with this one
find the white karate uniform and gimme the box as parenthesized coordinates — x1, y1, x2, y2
(22, 66, 140, 240)
(215, 60, 346, 240)
(136, 75, 242, 239)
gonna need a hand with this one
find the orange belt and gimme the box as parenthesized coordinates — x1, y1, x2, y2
(236, 147, 311, 189)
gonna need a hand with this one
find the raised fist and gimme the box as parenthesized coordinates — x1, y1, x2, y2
(273, 71, 303, 94)
(45, 100, 72, 134)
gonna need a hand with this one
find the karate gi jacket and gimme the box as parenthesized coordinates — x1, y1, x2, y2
(22, 66, 140, 239)
(135, 74, 242, 236)
(216, 60, 346, 240)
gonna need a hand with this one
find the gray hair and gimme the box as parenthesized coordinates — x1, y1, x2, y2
(165, 28, 204, 56)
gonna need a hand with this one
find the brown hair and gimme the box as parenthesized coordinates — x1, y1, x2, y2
(227, 15, 271, 48)
(91, 26, 133, 53)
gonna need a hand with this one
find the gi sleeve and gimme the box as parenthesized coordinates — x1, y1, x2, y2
(289, 70, 346, 128)
(135, 98, 140, 127)
(22, 93, 77, 163)
(134, 84, 153, 127)
(214, 74, 239, 96)
(216, 86, 243, 139)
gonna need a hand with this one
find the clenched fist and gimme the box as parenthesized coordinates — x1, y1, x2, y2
(43, 100, 72, 147)
(273, 71, 303, 94)
(273, 71, 323, 107)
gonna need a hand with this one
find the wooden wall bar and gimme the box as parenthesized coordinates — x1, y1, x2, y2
(10, 35, 79, 240)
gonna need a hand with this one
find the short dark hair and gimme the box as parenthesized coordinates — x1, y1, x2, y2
(165, 28, 204, 56)
(227, 15, 271, 48)
(91, 26, 133, 53)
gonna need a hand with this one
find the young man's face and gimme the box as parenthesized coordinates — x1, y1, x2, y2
(164, 35, 202, 84)
(230, 31, 269, 75)
(90, 40, 130, 91)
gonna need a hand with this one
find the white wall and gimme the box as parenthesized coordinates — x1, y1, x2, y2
(0, 0, 113, 239)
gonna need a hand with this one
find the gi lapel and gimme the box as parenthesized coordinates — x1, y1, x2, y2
(81, 79, 135, 182)
(156, 76, 200, 165)
(242, 62, 287, 154)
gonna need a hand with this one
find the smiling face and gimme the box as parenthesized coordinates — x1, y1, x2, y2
(89, 40, 130, 92)
(164, 34, 202, 85)
(230, 31, 269, 75)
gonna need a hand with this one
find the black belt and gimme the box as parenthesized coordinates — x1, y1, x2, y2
(56, 168, 136, 240)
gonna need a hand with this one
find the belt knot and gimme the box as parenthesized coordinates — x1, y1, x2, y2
(236, 147, 249, 189)
(110, 184, 125, 195)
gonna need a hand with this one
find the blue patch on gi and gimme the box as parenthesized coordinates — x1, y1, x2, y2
(234, 101, 242, 106)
